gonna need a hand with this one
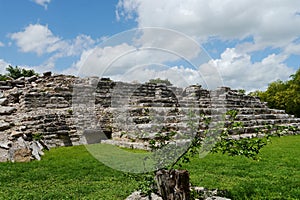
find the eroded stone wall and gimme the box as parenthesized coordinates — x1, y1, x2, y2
(0, 73, 299, 162)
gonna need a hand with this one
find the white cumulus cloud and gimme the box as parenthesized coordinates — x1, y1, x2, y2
(10, 24, 96, 71)
(114, 0, 300, 91)
(284, 42, 300, 56)
(74, 47, 223, 89)
(10, 24, 65, 55)
(116, 0, 300, 49)
(74, 44, 294, 91)
(212, 48, 294, 91)
(32, 0, 51, 9)
(71, 28, 206, 78)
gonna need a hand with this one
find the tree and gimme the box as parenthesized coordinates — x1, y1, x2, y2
(0, 65, 38, 80)
(251, 68, 300, 117)
(6, 65, 38, 79)
(237, 89, 246, 94)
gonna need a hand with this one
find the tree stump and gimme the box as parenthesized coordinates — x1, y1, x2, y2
(155, 169, 190, 200)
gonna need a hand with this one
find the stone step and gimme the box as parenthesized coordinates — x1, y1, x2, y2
(236, 114, 292, 121)
(101, 139, 151, 150)
(109, 106, 226, 115)
(112, 121, 300, 141)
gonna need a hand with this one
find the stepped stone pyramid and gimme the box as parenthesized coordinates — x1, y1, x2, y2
(0, 73, 299, 161)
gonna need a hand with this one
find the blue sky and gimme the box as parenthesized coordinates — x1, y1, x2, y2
(0, 0, 135, 70)
(0, 0, 300, 91)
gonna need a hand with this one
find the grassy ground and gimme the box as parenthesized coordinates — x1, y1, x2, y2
(0, 135, 299, 199)
(184, 135, 300, 199)
(0, 146, 140, 200)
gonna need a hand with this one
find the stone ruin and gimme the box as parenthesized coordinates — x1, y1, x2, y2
(0, 73, 299, 162)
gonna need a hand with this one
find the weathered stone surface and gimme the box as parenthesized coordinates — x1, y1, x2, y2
(83, 129, 108, 144)
(0, 120, 10, 131)
(0, 98, 8, 106)
(30, 141, 44, 161)
(0, 148, 8, 162)
(101, 140, 151, 150)
(43, 71, 52, 77)
(0, 86, 13, 90)
(13, 148, 32, 162)
(192, 187, 232, 200)
(126, 191, 163, 200)
(25, 75, 38, 82)
(0, 73, 299, 163)
(16, 137, 27, 147)
(0, 141, 12, 150)
(126, 189, 232, 200)
(0, 106, 16, 114)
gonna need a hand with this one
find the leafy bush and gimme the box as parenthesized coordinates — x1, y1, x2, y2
(148, 78, 172, 86)
(0, 65, 38, 80)
(0, 74, 8, 81)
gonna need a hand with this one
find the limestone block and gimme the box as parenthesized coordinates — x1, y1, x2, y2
(43, 71, 52, 77)
(10, 131, 23, 138)
(126, 191, 162, 200)
(25, 75, 38, 82)
(13, 148, 32, 162)
(0, 98, 8, 106)
(0, 141, 12, 150)
(30, 141, 44, 161)
(16, 137, 28, 148)
(0, 120, 10, 131)
(0, 148, 8, 162)
(0, 106, 17, 115)
(0, 86, 13, 90)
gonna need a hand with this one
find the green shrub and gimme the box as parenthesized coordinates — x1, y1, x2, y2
(0, 65, 39, 80)
(148, 78, 172, 86)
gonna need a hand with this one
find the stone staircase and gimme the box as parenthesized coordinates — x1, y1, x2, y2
(97, 83, 300, 148)
(0, 74, 299, 161)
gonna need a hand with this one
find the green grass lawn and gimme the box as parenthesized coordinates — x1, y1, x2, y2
(0, 135, 299, 199)
(184, 135, 300, 200)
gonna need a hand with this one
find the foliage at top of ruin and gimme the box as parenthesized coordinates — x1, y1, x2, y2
(0, 65, 39, 81)
(147, 78, 173, 86)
